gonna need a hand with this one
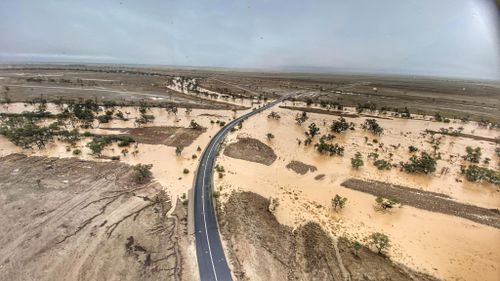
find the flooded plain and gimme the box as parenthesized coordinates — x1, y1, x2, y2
(214, 105, 500, 281)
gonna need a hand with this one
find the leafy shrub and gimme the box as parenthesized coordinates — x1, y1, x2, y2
(97, 114, 113, 123)
(362, 119, 383, 135)
(375, 197, 400, 210)
(308, 122, 320, 137)
(461, 165, 499, 185)
(330, 117, 349, 133)
(295, 111, 308, 125)
(332, 194, 347, 210)
(351, 152, 364, 169)
(133, 163, 153, 183)
(189, 120, 202, 130)
(374, 159, 391, 170)
(267, 111, 281, 120)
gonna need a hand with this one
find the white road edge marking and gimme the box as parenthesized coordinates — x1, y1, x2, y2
(199, 98, 285, 281)
(201, 127, 229, 281)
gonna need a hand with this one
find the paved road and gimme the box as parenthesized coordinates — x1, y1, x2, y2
(194, 94, 291, 281)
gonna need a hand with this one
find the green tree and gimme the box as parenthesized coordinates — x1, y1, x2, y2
(463, 146, 481, 163)
(314, 140, 344, 156)
(308, 122, 320, 137)
(189, 119, 202, 130)
(332, 194, 347, 211)
(373, 159, 391, 170)
(175, 146, 183, 156)
(266, 133, 275, 140)
(330, 117, 349, 133)
(362, 119, 383, 135)
(351, 240, 362, 257)
(461, 165, 499, 185)
(295, 111, 308, 125)
(133, 163, 153, 183)
(367, 232, 390, 254)
(351, 152, 364, 169)
(400, 152, 437, 174)
(375, 197, 400, 210)
(408, 145, 418, 153)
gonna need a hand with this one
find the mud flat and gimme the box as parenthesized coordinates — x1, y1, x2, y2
(342, 178, 500, 228)
(218, 191, 438, 281)
(104, 126, 206, 147)
(286, 160, 317, 175)
(0, 154, 194, 281)
(223, 137, 277, 166)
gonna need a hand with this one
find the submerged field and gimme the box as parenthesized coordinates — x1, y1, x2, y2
(0, 65, 499, 281)
(214, 105, 499, 281)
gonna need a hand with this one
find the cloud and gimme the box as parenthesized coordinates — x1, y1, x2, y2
(0, 0, 498, 80)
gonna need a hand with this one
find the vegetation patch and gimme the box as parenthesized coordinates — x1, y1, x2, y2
(105, 126, 206, 147)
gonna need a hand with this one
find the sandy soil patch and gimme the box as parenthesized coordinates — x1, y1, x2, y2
(0, 154, 193, 281)
(286, 160, 317, 175)
(223, 137, 277, 166)
(218, 191, 437, 281)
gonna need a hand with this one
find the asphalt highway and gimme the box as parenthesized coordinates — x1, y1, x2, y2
(194, 94, 291, 281)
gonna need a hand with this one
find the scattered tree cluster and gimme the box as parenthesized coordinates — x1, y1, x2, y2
(86, 135, 135, 155)
(400, 152, 437, 174)
(463, 146, 481, 163)
(215, 164, 225, 178)
(356, 102, 377, 113)
(373, 159, 392, 170)
(314, 140, 344, 156)
(461, 165, 499, 185)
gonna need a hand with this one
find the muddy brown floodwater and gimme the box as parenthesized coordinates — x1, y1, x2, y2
(215, 105, 500, 281)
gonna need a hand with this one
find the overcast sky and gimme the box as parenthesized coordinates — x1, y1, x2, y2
(0, 0, 499, 80)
